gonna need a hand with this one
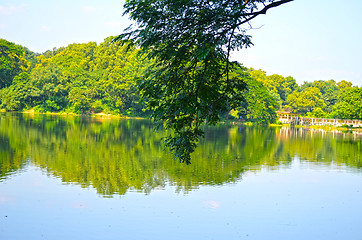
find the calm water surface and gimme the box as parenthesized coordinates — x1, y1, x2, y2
(0, 113, 361, 240)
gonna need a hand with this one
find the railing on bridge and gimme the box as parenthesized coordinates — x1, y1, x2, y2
(276, 112, 362, 127)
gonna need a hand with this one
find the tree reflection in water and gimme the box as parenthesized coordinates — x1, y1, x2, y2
(0, 112, 361, 196)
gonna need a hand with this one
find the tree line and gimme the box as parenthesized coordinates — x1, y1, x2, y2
(1, 38, 361, 121)
(0, 37, 151, 116)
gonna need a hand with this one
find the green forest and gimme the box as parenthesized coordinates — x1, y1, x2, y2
(1, 38, 362, 121)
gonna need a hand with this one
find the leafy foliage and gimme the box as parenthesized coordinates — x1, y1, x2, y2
(242, 77, 278, 123)
(337, 87, 362, 120)
(249, 69, 298, 108)
(0, 39, 31, 89)
(0, 72, 37, 111)
(286, 86, 326, 114)
(119, 0, 293, 163)
(230, 69, 278, 123)
(1, 33, 362, 169)
(0, 38, 151, 115)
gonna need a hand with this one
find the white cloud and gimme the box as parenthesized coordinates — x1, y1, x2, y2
(203, 200, 221, 209)
(82, 6, 98, 14)
(40, 25, 51, 32)
(106, 21, 124, 28)
(54, 2, 64, 11)
(0, 193, 15, 204)
(0, 4, 27, 16)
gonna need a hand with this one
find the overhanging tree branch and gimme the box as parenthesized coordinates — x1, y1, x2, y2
(239, 0, 294, 26)
(118, 0, 295, 164)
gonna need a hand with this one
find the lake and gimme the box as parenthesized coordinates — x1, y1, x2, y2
(0, 113, 361, 240)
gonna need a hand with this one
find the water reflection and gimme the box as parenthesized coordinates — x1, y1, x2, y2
(0, 113, 361, 196)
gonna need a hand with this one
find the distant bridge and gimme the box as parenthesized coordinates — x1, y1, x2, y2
(277, 112, 362, 127)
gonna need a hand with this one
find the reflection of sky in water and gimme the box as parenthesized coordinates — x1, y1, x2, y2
(1, 159, 361, 240)
(1, 114, 361, 239)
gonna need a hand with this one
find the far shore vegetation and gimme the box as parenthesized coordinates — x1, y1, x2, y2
(2, 109, 361, 135)
(1, 37, 362, 128)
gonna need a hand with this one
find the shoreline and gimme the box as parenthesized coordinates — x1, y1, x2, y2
(223, 120, 362, 133)
(2, 110, 361, 133)
(1, 109, 145, 120)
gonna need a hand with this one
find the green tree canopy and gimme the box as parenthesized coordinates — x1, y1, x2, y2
(0, 39, 30, 89)
(231, 69, 278, 123)
(0, 72, 38, 111)
(300, 80, 339, 113)
(242, 78, 278, 123)
(337, 87, 362, 120)
(119, 0, 294, 163)
(286, 86, 326, 114)
(249, 69, 298, 109)
(0, 38, 152, 115)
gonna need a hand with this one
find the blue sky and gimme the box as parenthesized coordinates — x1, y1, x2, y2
(1, 0, 361, 86)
